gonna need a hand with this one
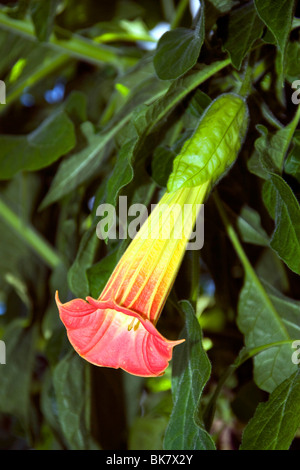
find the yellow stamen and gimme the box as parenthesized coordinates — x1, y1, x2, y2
(128, 317, 140, 331)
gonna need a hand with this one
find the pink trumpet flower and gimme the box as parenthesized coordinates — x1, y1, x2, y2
(56, 182, 209, 377)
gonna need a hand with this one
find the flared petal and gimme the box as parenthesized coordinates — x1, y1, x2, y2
(56, 292, 184, 377)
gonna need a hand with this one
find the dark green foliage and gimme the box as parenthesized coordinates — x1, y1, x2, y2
(0, 0, 299, 451)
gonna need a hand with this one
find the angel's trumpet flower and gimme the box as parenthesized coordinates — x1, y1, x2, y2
(56, 182, 209, 377)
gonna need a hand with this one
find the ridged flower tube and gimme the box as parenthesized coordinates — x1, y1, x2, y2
(56, 182, 209, 377)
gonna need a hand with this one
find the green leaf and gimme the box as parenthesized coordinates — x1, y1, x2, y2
(263, 174, 300, 275)
(167, 93, 249, 192)
(247, 111, 300, 275)
(238, 277, 299, 393)
(206, 0, 237, 14)
(129, 416, 169, 450)
(0, 110, 76, 180)
(240, 369, 300, 450)
(53, 351, 98, 449)
(151, 145, 176, 188)
(163, 301, 215, 450)
(224, 2, 264, 70)
(146, 60, 230, 137)
(0, 174, 39, 292)
(68, 227, 99, 298)
(87, 250, 120, 299)
(284, 135, 300, 183)
(40, 68, 169, 209)
(252, 107, 300, 177)
(104, 62, 230, 209)
(237, 205, 269, 246)
(254, 0, 295, 53)
(0, 321, 37, 431)
(285, 41, 300, 83)
(153, 6, 205, 80)
(105, 136, 137, 207)
(30, 0, 59, 42)
(39, 121, 110, 209)
(0, 10, 135, 68)
(254, 0, 296, 77)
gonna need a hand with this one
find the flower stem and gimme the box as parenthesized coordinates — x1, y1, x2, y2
(171, 0, 190, 29)
(0, 198, 61, 269)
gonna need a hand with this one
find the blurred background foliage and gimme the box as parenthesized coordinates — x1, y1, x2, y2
(0, 0, 299, 450)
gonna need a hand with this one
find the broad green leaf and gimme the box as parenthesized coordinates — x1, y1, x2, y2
(153, 5, 205, 80)
(263, 174, 300, 275)
(0, 321, 37, 431)
(167, 93, 248, 192)
(53, 351, 98, 450)
(30, 0, 59, 42)
(224, 2, 264, 70)
(163, 301, 215, 450)
(240, 369, 300, 450)
(0, 110, 76, 180)
(254, 0, 295, 77)
(254, 0, 295, 54)
(238, 277, 299, 393)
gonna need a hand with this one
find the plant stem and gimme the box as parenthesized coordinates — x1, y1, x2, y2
(0, 198, 62, 269)
(213, 191, 283, 326)
(190, 250, 200, 305)
(171, 0, 190, 29)
(203, 192, 293, 430)
(0, 11, 137, 69)
(162, 0, 175, 24)
(239, 59, 253, 98)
